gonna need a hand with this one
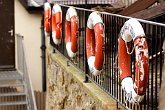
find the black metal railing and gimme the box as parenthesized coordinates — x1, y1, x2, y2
(47, 0, 116, 5)
(48, 4, 165, 110)
(25, 0, 117, 8)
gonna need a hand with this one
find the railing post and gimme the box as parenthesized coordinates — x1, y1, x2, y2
(50, 3, 55, 54)
(84, 48, 89, 83)
(84, 0, 89, 83)
(85, 0, 87, 5)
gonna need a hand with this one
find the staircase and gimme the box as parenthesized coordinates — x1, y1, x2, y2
(0, 34, 37, 110)
(0, 71, 28, 109)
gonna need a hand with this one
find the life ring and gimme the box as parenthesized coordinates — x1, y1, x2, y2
(118, 18, 149, 103)
(65, 7, 78, 58)
(44, 2, 51, 36)
(51, 4, 62, 45)
(86, 12, 105, 76)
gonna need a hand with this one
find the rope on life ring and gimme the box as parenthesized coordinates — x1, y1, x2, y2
(65, 7, 78, 58)
(118, 18, 149, 104)
(51, 4, 62, 45)
(86, 12, 105, 76)
(44, 2, 51, 36)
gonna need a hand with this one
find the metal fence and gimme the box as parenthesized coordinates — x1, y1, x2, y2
(48, 4, 165, 110)
(47, 0, 140, 6)
(47, 0, 116, 5)
(30, 0, 136, 5)
(27, 0, 118, 7)
(16, 34, 37, 110)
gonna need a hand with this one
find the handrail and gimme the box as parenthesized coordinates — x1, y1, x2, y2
(59, 4, 165, 27)
(16, 33, 37, 110)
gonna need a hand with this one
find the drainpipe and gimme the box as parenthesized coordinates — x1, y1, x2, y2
(40, 15, 47, 92)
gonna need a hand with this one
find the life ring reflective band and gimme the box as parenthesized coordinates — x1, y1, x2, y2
(118, 18, 149, 103)
(65, 7, 78, 58)
(86, 12, 105, 76)
(52, 4, 62, 45)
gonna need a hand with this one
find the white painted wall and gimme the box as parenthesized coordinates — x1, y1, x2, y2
(15, 0, 42, 91)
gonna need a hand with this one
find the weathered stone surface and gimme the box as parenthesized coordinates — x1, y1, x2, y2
(46, 53, 103, 110)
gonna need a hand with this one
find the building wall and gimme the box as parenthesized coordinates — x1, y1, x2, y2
(15, 0, 42, 91)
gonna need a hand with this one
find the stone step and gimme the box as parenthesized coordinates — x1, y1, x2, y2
(0, 71, 23, 81)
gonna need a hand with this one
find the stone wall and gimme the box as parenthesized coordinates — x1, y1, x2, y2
(45, 49, 118, 110)
(47, 61, 102, 110)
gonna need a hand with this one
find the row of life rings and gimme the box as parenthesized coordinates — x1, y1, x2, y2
(44, 3, 105, 76)
(44, 3, 149, 104)
(44, 3, 62, 45)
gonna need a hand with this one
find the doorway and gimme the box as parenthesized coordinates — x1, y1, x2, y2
(0, 0, 15, 70)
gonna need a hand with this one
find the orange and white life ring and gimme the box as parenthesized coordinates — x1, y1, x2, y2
(65, 7, 78, 58)
(44, 2, 51, 36)
(86, 12, 105, 76)
(118, 18, 149, 103)
(52, 4, 62, 45)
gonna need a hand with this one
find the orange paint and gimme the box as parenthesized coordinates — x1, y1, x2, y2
(65, 16, 78, 53)
(44, 8, 51, 34)
(118, 36, 132, 80)
(52, 11, 62, 40)
(134, 37, 149, 94)
(118, 36, 149, 95)
(86, 23, 105, 70)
